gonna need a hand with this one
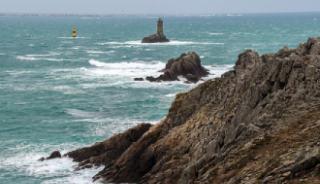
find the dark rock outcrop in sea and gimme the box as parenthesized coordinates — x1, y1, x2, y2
(39, 150, 62, 161)
(45, 38, 320, 183)
(134, 52, 209, 83)
(142, 18, 170, 43)
(142, 33, 170, 43)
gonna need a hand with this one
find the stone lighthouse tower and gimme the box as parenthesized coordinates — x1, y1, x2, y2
(142, 17, 169, 43)
(157, 18, 164, 36)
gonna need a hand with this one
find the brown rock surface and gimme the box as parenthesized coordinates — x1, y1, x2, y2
(45, 38, 320, 184)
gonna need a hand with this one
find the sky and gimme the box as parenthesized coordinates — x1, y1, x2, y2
(1, 0, 320, 15)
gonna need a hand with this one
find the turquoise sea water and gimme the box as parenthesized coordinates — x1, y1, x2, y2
(1, 13, 320, 183)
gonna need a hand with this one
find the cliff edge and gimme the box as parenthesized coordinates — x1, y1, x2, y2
(49, 38, 320, 183)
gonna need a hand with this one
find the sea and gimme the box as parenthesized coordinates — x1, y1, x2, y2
(1, 12, 320, 184)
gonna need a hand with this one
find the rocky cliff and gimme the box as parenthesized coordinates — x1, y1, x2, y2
(47, 38, 320, 183)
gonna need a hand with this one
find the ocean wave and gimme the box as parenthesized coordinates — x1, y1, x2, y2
(165, 93, 177, 98)
(90, 118, 159, 136)
(82, 59, 233, 89)
(97, 40, 224, 46)
(205, 64, 234, 78)
(16, 56, 64, 62)
(86, 59, 164, 77)
(52, 85, 84, 95)
(65, 108, 101, 119)
(16, 52, 63, 62)
(207, 32, 224, 36)
(86, 50, 115, 54)
(0, 144, 103, 184)
(9, 83, 83, 95)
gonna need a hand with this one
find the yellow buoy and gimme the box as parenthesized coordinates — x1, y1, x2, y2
(72, 26, 77, 38)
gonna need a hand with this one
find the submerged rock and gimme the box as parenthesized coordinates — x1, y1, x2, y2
(133, 77, 144, 81)
(145, 52, 209, 83)
(45, 38, 320, 184)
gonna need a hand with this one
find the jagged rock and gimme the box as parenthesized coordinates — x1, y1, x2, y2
(46, 38, 320, 184)
(39, 150, 61, 161)
(66, 123, 152, 170)
(145, 52, 209, 83)
(142, 33, 169, 43)
(48, 151, 62, 159)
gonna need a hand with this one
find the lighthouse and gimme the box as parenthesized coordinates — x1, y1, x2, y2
(157, 18, 164, 36)
(142, 17, 169, 43)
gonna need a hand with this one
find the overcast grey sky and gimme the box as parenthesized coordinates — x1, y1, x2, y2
(1, 0, 320, 15)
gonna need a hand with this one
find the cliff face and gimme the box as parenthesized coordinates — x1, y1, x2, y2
(63, 38, 320, 183)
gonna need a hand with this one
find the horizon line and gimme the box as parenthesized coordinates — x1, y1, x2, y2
(1, 11, 320, 17)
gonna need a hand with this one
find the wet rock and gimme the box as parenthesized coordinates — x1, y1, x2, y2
(39, 150, 62, 161)
(48, 151, 62, 159)
(134, 77, 144, 81)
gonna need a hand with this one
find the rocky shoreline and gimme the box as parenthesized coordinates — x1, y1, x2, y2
(44, 38, 320, 183)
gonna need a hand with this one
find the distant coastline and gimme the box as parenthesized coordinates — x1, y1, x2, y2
(1, 11, 320, 17)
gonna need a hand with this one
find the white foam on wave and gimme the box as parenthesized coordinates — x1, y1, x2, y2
(0, 144, 103, 184)
(207, 32, 224, 36)
(205, 64, 234, 78)
(65, 108, 101, 119)
(78, 59, 234, 90)
(86, 50, 115, 54)
(90, 118, 160, 136)
(52, 85, 84, 95)
(16, 52, 63, 62)
(165, 93, 177, 98)
(87, 59, 164, 77)
(8, 82, 83, 95)
(16, 56, 64, 62)
(97, 40, 224, 46)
